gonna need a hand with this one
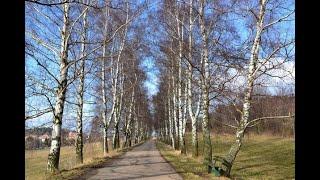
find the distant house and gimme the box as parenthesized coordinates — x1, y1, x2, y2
(67, 131, 78, 140)
(39, 133, 50, 143)
(25, 135, 38, 140)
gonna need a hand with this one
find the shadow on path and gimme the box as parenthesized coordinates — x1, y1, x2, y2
(79, 140, 183, 180)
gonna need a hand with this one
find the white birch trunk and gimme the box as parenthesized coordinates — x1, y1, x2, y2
(106, 44, 117, 142)
(199, 0, 212, 170)
(75, 7, 88, 164)
(47, 3, 70, 172)
(187, 0, 201, 157)
(181, 81, 188, 154)
(139, 119, 144, 142)
(124, 87, 135, 147)
(134, 109, 139, 144)
(222, 0, 267, 176)
(176, 9, 185, 153)
(111, 2, 129, 148)
(130, 100, 136, 146)
(168, 82, 175, 149)
(164, 100, 169, 143)
(102, 1, 110, 156)
(113, 67, 124, 149)
(172, 74, 179, 150)
(108, 40, 120, 150)
(102, 47, 109, 155)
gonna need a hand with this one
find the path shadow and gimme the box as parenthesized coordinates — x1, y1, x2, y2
(102, 161, 170, 168)
(114, 154, 162, 160)
(79, 161, 182, 179)
(80, 171, 182, 180)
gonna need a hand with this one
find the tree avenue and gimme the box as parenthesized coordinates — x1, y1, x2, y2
(25, 0, 294, 178)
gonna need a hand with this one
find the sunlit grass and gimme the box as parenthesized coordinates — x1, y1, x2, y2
(25, 141, 124, 180)
(157, 133, 294, 179)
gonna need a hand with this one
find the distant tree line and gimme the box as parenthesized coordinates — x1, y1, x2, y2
(209, 93, 294, 137)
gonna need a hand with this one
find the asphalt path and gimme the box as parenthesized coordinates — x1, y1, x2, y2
(81, 139, 183, 180)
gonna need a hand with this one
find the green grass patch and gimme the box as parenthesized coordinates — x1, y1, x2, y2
(156, 134, 294, 179)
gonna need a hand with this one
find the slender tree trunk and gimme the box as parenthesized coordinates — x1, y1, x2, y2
(118, 68, 124, 148)
(113, 70, 124, 149)
(129, 98, 136, 146)
(164, 103, 169, 144)
(113, 75, 122, 149)
(168, 83, 175, 149)
(221, 0, 267, 176)
(112, 122, 120, 149)
(111, 2, 128, 149)
(102, 1, 110, 156)
(113, 107, 120, 149)
(173, 76, 179, 150)
(181, 83, 188, 154)
(139, 120, 144, 142)
(176, 9, 185, 154)
(47, 3, 70, 172)
(102, 45, 109, 155)
(201, 83, 212, 171)
(134, 106, 139, 144)
(113, 95, 121, 150)
(187, 0, 200, 157)
(199, 0, 212, 171)
(75, 7, 88, 164)
(109, 40, 121, 151)
(191, 116, 199, 157)
(112, 94, 120, 149)
(124, 88, 135, 147)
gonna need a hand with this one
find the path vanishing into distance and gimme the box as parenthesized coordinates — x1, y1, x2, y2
(80, 139, 183, 180)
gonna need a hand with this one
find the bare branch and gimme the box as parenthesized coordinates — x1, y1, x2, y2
(245, 114, 295, 128)
(25, 0, 121, 10)
(263, 10, 295, 30)
(25, 108, 53, 120)
(212, 119, 238, 129)
(26, 31, 60, 57)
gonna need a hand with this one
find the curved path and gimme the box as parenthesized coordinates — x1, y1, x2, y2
(82, 139, 183, 180)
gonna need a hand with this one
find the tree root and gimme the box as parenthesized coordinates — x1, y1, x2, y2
(208, 156, 232, 177)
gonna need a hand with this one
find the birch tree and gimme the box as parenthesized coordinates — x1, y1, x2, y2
(112, 63, 125, 149)
(167, 78, 175, 149)
(25, 1, 90, 171)
(186, 0, 201, 157)
(101, 0, 111, 155)
(213, 0, 295, 176)
(176, 2, 185, 154)
(46, 3, 71, 172)
(123, 84, 135, 147)
(75, 4, 89, 164)
(198, 0, 212, 169)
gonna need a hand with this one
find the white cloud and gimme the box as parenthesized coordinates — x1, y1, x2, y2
(225, 59, 295, 94)
(257, 59, 295, 87)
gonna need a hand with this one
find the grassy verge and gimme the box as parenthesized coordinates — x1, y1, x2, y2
(156, 134, 294, 179)
(156, 141, 220, 179)
(26, 141, 145, 180)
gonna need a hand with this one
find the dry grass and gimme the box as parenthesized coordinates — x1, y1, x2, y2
(25, 141, 125, 180)
(156, 133, 294, 180)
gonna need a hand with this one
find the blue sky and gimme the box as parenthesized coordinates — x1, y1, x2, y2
(141, 57, 160, 98)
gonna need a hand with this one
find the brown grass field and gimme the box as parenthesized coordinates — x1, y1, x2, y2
(25, 141, 123, 180)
